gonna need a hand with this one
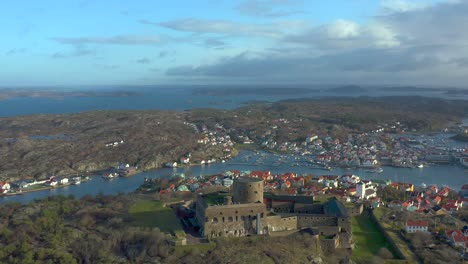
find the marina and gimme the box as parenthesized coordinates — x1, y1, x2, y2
(1, 150, 466, 204)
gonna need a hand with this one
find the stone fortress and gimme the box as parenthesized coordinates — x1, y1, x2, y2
(195, 176, 353, 251)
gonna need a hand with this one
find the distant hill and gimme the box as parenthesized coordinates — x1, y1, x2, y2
(192, 87, 315, 96)
(327, 85, 367, 93)
(378, 86, 439, 92)
(445, 89, 468, 95)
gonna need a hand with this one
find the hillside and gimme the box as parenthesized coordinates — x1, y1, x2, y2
(0, 96, 466, 180)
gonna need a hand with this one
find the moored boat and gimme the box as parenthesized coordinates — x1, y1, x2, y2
(102, 172, 118, 180)
(71, 177, 81, 185)
(366, 167, 383, 173)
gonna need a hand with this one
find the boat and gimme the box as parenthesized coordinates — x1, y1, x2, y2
(102, 172, 118, 180)
(420, 182, 427, 189)
(367, 167, 383, 173)
(417, 164, 424, 168)
(71, 177, 81, 185)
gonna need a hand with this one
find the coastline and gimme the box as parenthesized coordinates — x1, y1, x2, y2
(1, 150, 241, 198)
(1, 150, 466, 204)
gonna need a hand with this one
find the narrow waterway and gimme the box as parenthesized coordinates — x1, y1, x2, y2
(1, 151, 467, 204)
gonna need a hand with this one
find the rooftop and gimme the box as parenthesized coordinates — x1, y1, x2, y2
(264, 192, 315, 204)
(406, 220, 429, 227)
(323, 198, 349, 217)
(236, 176, 263, 183)
(201, 192, 230, 206)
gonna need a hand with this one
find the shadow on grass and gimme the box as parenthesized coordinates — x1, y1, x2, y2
(129, 209, 183, 233)
(352, 213, 398, 262)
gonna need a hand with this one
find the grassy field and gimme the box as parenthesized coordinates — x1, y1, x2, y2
(351, 213, 396, 263)
(128, 200, 183, 233)
(373, 207, 418, 264)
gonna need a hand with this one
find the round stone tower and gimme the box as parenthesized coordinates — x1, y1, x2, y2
(232, 177, 263, 204)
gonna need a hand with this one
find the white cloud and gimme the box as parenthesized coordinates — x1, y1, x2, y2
(367, 23, 400, 48)
(286, 19, 397, 50)
(380, 0, 432, 12)
(165, 1, 468, 86)
(236, 0, 304, 17)
(159, 18, 282, 38)
(51, 35, 167, 46)
(326, 19, 360, 39)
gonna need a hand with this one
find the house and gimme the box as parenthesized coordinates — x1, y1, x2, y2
(389, 182, 414, 192)
(177, 185, 189, 192)
(445, 229, 468, 252)
(165, 162, 178, 168)
(437, 186, 451, 197)
(432, 196, 442, 205)
(250, 171, 272, 180)
(57, 178, 69, 185)
(180, 157, 190, 164)
(306, 135, 318, 143)
(13, 179, 36, 189)
(405, 220, 429, 233)
(356, 181, 377, 200)
(368, 197, 383, 208)
(46, 180, 58, 186)
(362, 159, 379, 167)
(223, 178, 233, 188)
(443, 200, 462, 213)
(0, 182, 11, 191)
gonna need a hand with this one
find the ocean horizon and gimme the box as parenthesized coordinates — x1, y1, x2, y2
(1, 86, 467, 117)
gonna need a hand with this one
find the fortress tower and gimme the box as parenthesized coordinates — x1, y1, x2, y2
(232, 177, 263, 204)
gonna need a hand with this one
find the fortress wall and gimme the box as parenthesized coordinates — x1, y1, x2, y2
(293, 203, 324, 214)
(320, 236, 339, 253)
(316, 226, 341, 236)
(297, 215, 338, 228)
(270, 201, 294, 213)
(348, 204, 364, 216)
(264, 215, 298, 233)
(204, 203, 266, 223)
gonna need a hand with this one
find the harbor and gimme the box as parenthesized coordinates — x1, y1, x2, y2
(1, 150, 466, 204)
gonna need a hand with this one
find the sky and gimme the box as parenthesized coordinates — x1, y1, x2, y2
(1, 0, 468, 87)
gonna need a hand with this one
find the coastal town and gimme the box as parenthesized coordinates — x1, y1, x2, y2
(0, 101, 466, 263)
(139, 166, 468, 260)
(1, 117, 466, 194)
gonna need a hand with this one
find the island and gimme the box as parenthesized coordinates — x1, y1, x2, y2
(0, 96, 466, 181)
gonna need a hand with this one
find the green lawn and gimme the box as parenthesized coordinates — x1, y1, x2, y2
(373, 208, 418, 263)
(351, 213, 395, 263)
(128, 200, 183, 233)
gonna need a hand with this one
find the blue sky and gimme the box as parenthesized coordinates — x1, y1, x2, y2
(1, 0, 467, 87)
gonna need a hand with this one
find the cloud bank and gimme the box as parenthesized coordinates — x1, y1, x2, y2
(164, 1, 468, 86)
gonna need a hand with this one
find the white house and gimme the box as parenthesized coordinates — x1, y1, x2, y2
(362, 159, 379, 167)
(46, 180, 58, 187)
(58, 178, 69, 185)
(223, 178, 233, 188)
(165, 162, 177, 168)
(0, 182, 11, 191)
(356, 181, 377, 200)
(405, 220, 429, 233)
(306, 135, 318, 143)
